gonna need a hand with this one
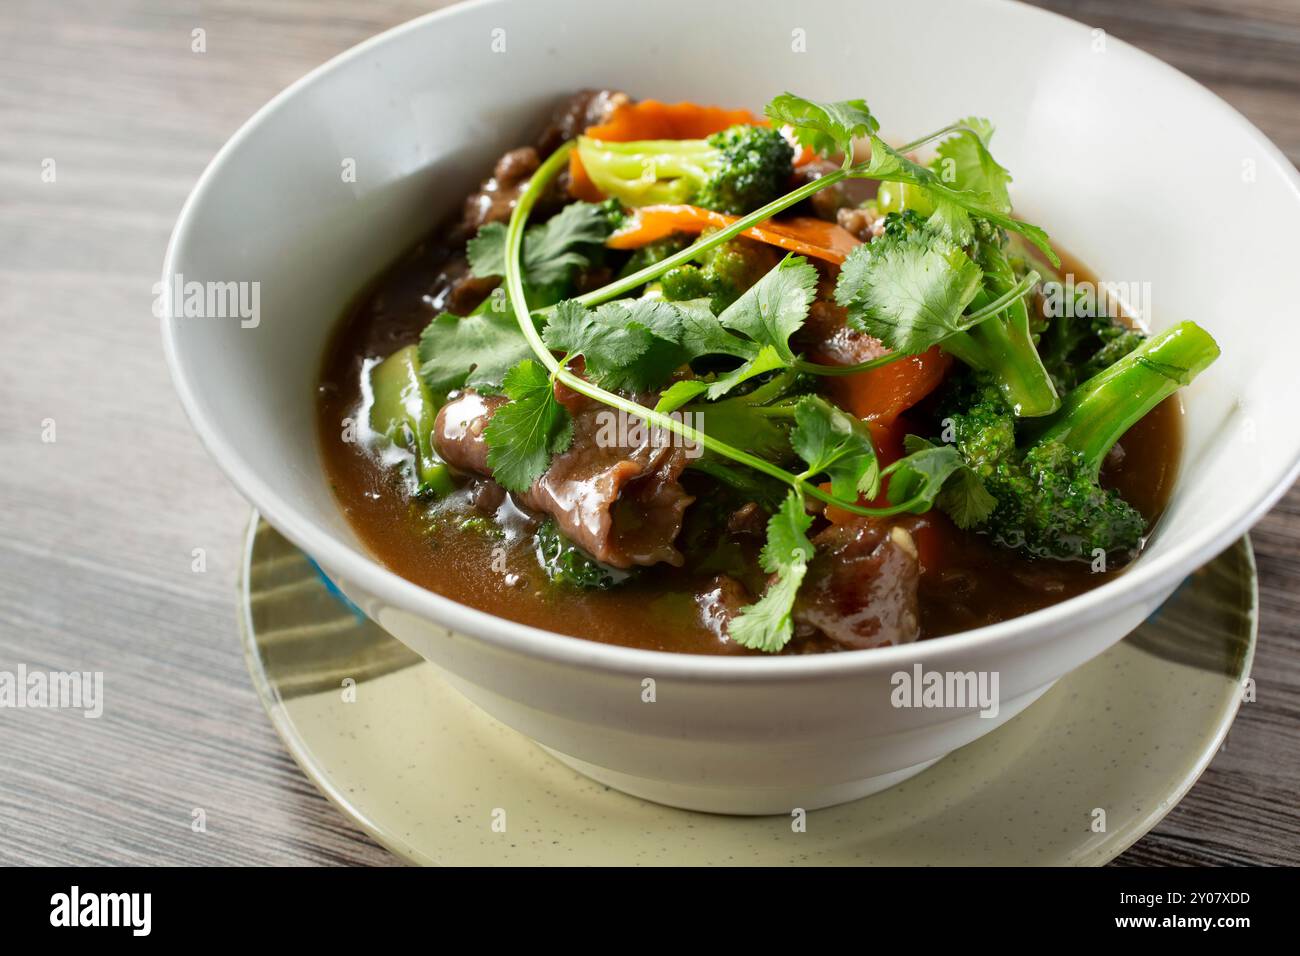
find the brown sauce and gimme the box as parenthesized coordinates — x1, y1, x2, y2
(317, 238, 1182, 655)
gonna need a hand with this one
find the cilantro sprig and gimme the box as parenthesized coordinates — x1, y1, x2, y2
(727, 490, 815, 652)
(482, 359, 573, 492)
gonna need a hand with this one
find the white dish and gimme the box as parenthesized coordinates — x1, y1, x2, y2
(162, 0, 1300, 813)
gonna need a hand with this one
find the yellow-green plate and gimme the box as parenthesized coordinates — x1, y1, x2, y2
(239, 516, 1255, 865)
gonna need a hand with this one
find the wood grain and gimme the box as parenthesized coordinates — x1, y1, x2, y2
(0, 0, 1296, 866)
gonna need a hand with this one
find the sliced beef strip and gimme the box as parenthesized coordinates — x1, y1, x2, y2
(794, 297, 892, 368)
(536, 89, 631, 155)
(452, 145, 541, 243)
(432, 391, 506, 474)
(791, 520, 921, 650)
(433, 390, 694, 569)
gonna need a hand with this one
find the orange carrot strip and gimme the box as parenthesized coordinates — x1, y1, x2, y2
(830, 347, 953, 425)
(607, 204, 860, 265)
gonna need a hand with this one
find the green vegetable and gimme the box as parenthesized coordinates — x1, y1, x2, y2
(836, 211, 1058, 417)
(482, 359, 573, 492)
(417, 305, 535, 395)
(1033, 321, 1219, 467)
(616, 234, 692, 280)
(468, 199, 623, 286)
(1039, 309, 1147, 394)
(764, 94, 878, 167)
(542, 297, 688, 393)
(727, 490, 816, 652)
(660, 237, 780, 313)
(368, 346, 454, 496)
(715, 253, 818, 366)
(877, 117, 1012, 243)
(834, 212, 985, 352)
(533, 518, 628, 589)
(888, 436, 995, 529)
(789, 396, 879, 501)
(944, 321, 1219, 559)
(766, 93, 1055, 262)
(576, 124, 794, 215)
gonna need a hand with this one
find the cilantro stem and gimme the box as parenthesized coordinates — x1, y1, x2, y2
(792, 353, 905, 376)
(504, 141, 918, 518)
(960, 270, 1041, 325)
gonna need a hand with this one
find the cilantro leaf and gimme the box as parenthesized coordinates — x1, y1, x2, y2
(688, 385, 793, 461)
(675, 299, 758, 361)
(542, 298, 686, 393)
(417, 307, 533, 394)
(886, 436, 995, 528)
(728, 490, 815, 653)
(653, 379, 708, 415)
(468, 200, 617, 286)
(855, 133, 1057, 265)
(704, 344, 786, 401)
(764, 94, 879, 167)
(717, 254, 818, 365)
(932, 118, 1011, 214)
(834, 219, 984, 353)
(791, 396, 880, 500)
(482, 359, 573, 492)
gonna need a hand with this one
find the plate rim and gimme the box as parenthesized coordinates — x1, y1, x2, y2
(237, 511, 1258, 866)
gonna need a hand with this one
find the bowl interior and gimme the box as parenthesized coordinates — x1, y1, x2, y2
(164, 0, 1300, 658)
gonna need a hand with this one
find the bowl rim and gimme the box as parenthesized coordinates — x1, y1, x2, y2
(161, 0, 1300, 681)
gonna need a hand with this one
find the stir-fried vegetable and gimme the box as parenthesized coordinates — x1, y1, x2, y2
(578, 124, 794, 215)
(607, 204, 861, 263)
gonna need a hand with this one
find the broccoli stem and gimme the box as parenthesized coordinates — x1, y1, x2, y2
(1032, 320, 1220, 474)
(943, 240, 1060, 417)
(943, 307, 1059, 417)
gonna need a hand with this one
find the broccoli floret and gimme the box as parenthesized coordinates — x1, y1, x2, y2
(616, 234, 691, 280)
(533, 519, 630, 589)
(576, 124, 794, 216)
(941, 375, 1018, 479)
(984, 442, 1148, 560)
(940, 321, 1219, 561)
(1038, 308, 1147, 393)
(659, 236, 780, 312)
(695, 125, 796, 215)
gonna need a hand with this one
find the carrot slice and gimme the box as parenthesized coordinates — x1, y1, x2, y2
(569, 99, 816, 200)
(829, 347, 953, 425)
(608, 204, 860, 265)
(586, 100, 762, 142)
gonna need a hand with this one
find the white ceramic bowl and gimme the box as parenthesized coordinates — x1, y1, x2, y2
(162, 0, 1300, 814)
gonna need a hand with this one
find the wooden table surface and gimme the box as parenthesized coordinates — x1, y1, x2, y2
(1, 0, 1297, 867)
